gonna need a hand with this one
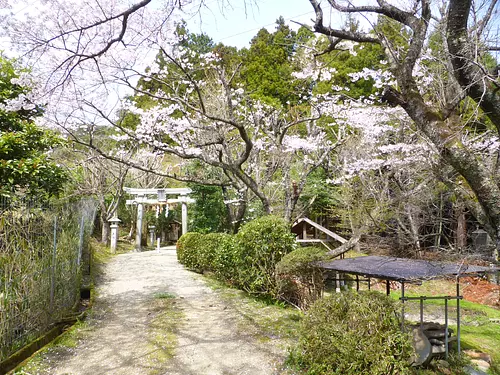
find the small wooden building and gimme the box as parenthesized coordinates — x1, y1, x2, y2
(291, 217, 347, 251)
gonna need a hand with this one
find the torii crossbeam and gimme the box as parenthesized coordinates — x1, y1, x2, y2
(124, 187, 193, 251)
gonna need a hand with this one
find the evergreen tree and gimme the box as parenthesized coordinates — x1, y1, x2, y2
(0, 56, 66, 198)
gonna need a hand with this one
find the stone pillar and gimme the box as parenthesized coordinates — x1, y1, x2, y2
(109, 217, 121, 253)
(136, 201, 144, 252)
(149, 225, 156, 247)
(181, 200, 188, 235)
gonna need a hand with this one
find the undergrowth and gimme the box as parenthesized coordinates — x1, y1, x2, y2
(10, 239, 134, 374)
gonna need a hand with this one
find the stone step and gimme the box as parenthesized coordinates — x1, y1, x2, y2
(424, 329, 453, 339)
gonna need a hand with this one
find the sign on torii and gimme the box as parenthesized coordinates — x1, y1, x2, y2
(124, 187, 194, 251)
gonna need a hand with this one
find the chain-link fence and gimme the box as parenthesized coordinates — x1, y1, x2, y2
(0, 197, 97, 362)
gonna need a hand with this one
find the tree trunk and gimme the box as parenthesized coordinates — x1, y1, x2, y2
(455, 202, 467, 251)
(127, 220, 135, 240)
(101, 219, 110, 245)
(384, 87, 500, 256)
(407, 207, 422, 256)
(435, 192, 444, 250)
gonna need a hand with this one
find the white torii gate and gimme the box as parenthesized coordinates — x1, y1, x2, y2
(124, 187, 193, 251)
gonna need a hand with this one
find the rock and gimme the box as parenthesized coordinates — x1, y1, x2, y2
(431, 345, 446, 354)
(464, 365, 489, 375)
(410, 327, 432, 366)
(471, 359, 491, 372)
(464, 350, 492, 364)
(429, 338, 445, 346)
(420, 322, 453, 333)
(424, 329, 452, 339)
(435, 359, 450, 369)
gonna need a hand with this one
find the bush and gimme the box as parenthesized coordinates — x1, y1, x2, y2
(208, 233, 239, 283)
(176, 232, 205, 272)
(289, 291, 413, 375)
(234, 215, 296, 297)
(276, 246, 330, 310)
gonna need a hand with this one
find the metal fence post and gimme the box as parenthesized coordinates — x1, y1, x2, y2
(78, 215, 85, 266)
(50, 216, 57, 312)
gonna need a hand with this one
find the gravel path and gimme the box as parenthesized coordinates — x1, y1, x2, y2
(44, 247, 285, 375)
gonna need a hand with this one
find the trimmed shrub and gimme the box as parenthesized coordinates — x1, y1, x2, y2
(234, 215, 296, 297)
(276, 246, 330, 310)
(208, 233, 239, 283)
(176, 232, 205, 272)
(289, 291, 413, 375)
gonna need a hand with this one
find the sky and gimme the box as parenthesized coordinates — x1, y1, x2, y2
(183, 0, 320, 48)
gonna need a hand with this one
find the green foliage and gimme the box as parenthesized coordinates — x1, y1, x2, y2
(234, 215, 296, 297)
(177, 231, 238, 282)
(0, 199, 95, 361)
(299, 168, 340, 218)
(0, 56, 67, 198)
(288, 291, 413, 375)
(276, 246, 330, 309)
(177, 216, 296, 298)
(207, 233, 238, 282)
(240, 17, 307, 106)
(176, 232, 205, 272)
(188, 184, 229, 234)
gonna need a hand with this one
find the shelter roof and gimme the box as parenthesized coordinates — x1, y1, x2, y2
(318, 255, 498, 282)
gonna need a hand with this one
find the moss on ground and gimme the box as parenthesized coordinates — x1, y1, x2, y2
(145, 293, 184, 375)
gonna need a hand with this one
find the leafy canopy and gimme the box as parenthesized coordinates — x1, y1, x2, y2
(0, 56, 66, 198)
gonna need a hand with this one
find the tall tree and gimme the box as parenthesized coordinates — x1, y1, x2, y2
(307, 0, 500, 259)
(0, 55, 66, 198)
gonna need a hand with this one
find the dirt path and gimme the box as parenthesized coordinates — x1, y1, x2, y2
(38, 247, 285, 375)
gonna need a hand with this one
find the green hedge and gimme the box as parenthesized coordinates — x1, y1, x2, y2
(276, 246, 330, 309)
(176, 232, 205, 272)
(209, 233, 238, 283)
(234, 216, 296, 297)
(176, 215, 296, 297)
(288, 291, 413, 375)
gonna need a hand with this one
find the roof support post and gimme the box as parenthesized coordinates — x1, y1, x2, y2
(445, 298, 449, 359)
(386, 279, 390, 296)
(419, 298, 424, 329)
(401, 282, 405, 330)
(456, 278, 461, 356)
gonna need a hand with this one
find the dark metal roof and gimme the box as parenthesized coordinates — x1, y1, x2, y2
(318, 256, 499, 282)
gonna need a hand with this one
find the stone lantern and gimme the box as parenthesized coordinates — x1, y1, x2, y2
(148, 225, 156, 247)
(109, 216, 121, 253)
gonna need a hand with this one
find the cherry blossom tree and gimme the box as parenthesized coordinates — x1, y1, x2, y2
(306, 0, 500, 258)
(104, 37, 344, 221)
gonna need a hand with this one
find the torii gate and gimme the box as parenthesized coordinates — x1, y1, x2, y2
(124, 187, 193, 251)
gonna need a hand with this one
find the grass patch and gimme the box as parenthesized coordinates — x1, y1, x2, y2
(154, 292, 176, 299)
(145, 294, 184, 375)
(387, 283, 500, 375)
